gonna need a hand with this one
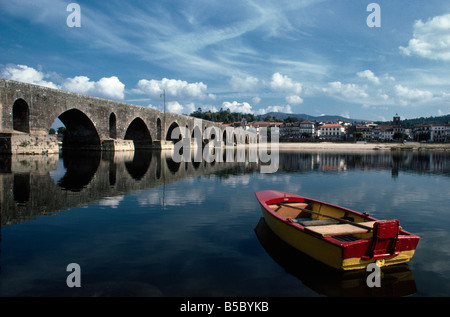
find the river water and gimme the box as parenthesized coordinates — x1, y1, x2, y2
(0, 148, 449, 297)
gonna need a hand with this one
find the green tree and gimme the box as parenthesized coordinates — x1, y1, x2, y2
(264, 114, 273, 122)
(285, 116, 299, 123)
(57, 127, 67, 135)
(393, 132, 407, 141)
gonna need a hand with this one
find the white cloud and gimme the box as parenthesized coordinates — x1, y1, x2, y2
(438, 109, 448, 116)
(206, 105, 219, 113)
(340, 111, 351, 119)
(378, 90, 389, 101)
(185, 103, 197, 114)
(221, 99, 294, 116)
(285, 95, 303, 105)
(153, 101, 197, 115)
(135, 78, 212, 100)
(229, 75, 260, 92)
(400, 13, 450, 61)
(137, 186, 206, 207)
(99, 196, 124, 209)
(252, 97, 261, 104)
(222, 101, 253, 113)
(357, 70, 380, 85)
(255, 105, 293, 115)
(394, 84, 433, 105)
(63, 75, 125, 100)
(1, 64, 59, 89)
(270, 72, 303, 95)
(2, 64, 125, 100)
(95, 76, 125, 100)
(322, 81, 368, 100)
(63, 76, 95, 93)
(166, 101, 184, 114)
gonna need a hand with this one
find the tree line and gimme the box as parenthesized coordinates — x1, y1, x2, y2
(189, 108, 302, 124)
(375, 114, 450, 129)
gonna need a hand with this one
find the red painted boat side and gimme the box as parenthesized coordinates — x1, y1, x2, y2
(255, 190, 420, 261)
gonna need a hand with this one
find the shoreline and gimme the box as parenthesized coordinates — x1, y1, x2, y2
(270, 142, 450, 152)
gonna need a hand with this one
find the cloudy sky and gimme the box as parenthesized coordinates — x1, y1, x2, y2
(1, 0, 450, 121)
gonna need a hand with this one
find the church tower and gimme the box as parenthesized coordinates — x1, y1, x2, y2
(393, 113, 400, 126)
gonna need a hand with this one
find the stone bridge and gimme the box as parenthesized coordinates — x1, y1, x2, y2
(0, 78, 257, 154)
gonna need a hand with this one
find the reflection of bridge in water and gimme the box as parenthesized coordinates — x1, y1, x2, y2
(1, 150, 449, 226)
(0, 150, 260, 226)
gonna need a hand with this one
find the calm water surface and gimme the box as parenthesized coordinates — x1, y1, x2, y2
(0, 149, 449, 297)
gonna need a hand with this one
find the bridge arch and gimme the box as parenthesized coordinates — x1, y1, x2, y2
(166, 121, 182, 142)
(223, 129, 227, 145)
(125, 117, 153, 149)
(13, 98, 30, 133)
(58, 108, 101, 150)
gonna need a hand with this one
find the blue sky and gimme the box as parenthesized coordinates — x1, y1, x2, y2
(1, 0, 450, 121)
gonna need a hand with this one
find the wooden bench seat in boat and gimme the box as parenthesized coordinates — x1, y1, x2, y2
(292, 218, 340, 226)
(304, 221, 376, 237)
(269, 202, 310, 218)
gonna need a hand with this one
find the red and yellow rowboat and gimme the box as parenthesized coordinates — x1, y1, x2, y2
(255, 190, 420, 271)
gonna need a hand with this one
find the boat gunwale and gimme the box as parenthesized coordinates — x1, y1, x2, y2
(255, 190, 420, 245)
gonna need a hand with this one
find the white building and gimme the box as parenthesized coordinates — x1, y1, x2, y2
(299, 121, 315, 137)
(430, 124, 448, 142)
(319, 123, 345, 140)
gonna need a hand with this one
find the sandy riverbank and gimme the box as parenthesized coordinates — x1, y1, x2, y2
(272, 142, 450, 152)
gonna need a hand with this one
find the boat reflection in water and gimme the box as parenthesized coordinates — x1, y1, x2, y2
(254, 218, 417, 297)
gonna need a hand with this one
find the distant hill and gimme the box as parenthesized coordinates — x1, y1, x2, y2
(263, 112, 366, 123)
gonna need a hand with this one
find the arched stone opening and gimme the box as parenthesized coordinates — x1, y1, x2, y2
(13, 98, 30, 133)
(125, 117, 153, 149)
(166, 122, 182, 142)
(58, 108, 101, 150)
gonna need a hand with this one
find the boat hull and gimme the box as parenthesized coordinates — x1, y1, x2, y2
(255, 190, 419, 271)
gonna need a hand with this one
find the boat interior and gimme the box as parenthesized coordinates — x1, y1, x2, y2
(268, 201, 382, 242)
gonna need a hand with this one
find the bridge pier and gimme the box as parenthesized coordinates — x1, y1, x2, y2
(100, 139, 176, 151)
(101, 139, 135, 152)
(0, 132, 59, 155)
(158, 140, 175, 150)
